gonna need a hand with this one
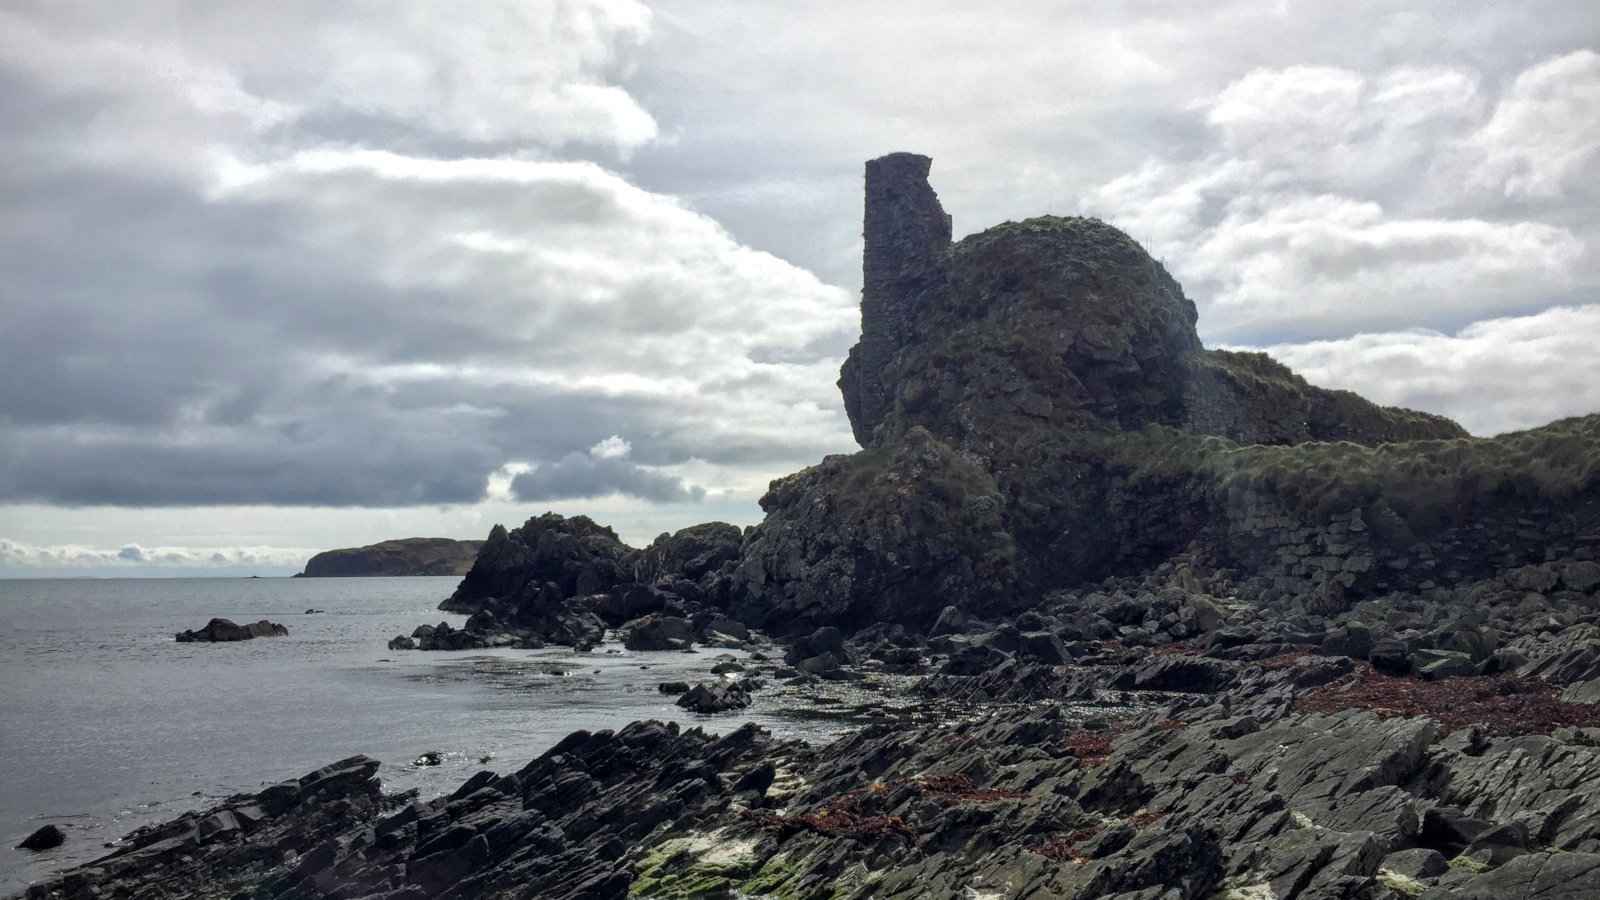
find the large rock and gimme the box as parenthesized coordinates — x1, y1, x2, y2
(732, 426, 1019, 632)
(621, 614, 695, 651)
(16, 824, 64, 851)
(443, 513, 632, 615)
(175, 618, 287, 642)
(674, 681, 751, 713)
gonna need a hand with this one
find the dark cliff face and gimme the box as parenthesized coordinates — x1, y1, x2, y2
(300, 538, 483, 577)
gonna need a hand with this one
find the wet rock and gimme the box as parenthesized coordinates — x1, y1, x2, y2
(621, 614, 695, 652)
(674, 681, 751, 713)
(701, 616, 751, 646)
(175, 618, 288, 642)
(656, 681, 690, 695)
(413, 751, 443, 767)
(388, 635, 416, 650)
(17, 824, 64, 851)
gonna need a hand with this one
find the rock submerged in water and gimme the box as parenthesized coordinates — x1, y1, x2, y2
(674, 681, 750, 713)
(174, 618, 288, 643)
(17, 823, 64, 851)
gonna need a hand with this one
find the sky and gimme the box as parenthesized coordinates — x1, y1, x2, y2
(1, 1, 1596, 576)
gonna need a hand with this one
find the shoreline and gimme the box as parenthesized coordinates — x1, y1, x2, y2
(17, 596, 1600, 899)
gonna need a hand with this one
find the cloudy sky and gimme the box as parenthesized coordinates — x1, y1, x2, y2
(1, 1, 1596, 575)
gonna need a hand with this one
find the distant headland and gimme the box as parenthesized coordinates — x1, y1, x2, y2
(296, 538, 484, 577)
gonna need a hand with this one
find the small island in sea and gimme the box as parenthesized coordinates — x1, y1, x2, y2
(295, 538, 485, 578)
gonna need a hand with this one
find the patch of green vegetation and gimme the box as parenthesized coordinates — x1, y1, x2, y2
(735, 853, 804, 899)
(629, 833, 763, 899)
(1377, 868, 1429, 897)
(1190, 350, 1466, 443)
(1110, 414, 1600, 535)
(1448, 853, 1491, 874)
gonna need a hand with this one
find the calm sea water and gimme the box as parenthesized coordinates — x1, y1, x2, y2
(0, 577, 862, 892)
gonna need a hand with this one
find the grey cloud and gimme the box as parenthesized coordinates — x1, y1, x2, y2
(1, 0, 1597, 553)
(511, 453, 705, 504)
(0, 4, 858, 510)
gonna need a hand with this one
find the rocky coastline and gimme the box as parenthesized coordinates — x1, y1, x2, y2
(19, 154, 1600, 899)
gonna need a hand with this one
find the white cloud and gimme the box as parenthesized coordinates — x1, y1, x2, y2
(1470, 50, 1600, 200)
(590, 435, 632, 459)
(1250, 304, 1600, 436)
(0, 538, 315, 570)
(1084, 53, 1594, 343)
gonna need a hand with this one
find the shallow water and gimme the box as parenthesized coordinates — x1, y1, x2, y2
(0, 577, 867, 892)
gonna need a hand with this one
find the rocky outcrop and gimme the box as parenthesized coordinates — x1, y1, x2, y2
(444, 514, 632, 614)
(840, 153, 1462, 454)
(742, 153, 1589, 637)
(733, 426, 1019, 633)
(674, 681, 751, 713)
(298, 537, 483, 577)
(175, 618, 287, 642)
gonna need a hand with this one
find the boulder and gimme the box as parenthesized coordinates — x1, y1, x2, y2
(1017, 630, 1070, 664)
(930, 605, 970, 636)
(1414, 649, 1476, 680)
(1121, 655, 1238, 692)
(621, 615, 695, 652)
(1372, 639, 1413, 676)
(16, 824, 64, 851)
(1321, 623, 1375, 660)
(674, 682, 750, 714)
(1562, 561, 1600, 593)
(175, 618, 288, 642)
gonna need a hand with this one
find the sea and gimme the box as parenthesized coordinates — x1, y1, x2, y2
(0, 577, 872, 893)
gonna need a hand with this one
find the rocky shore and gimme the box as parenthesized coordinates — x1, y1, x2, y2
(19, 153, 1600, 898)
